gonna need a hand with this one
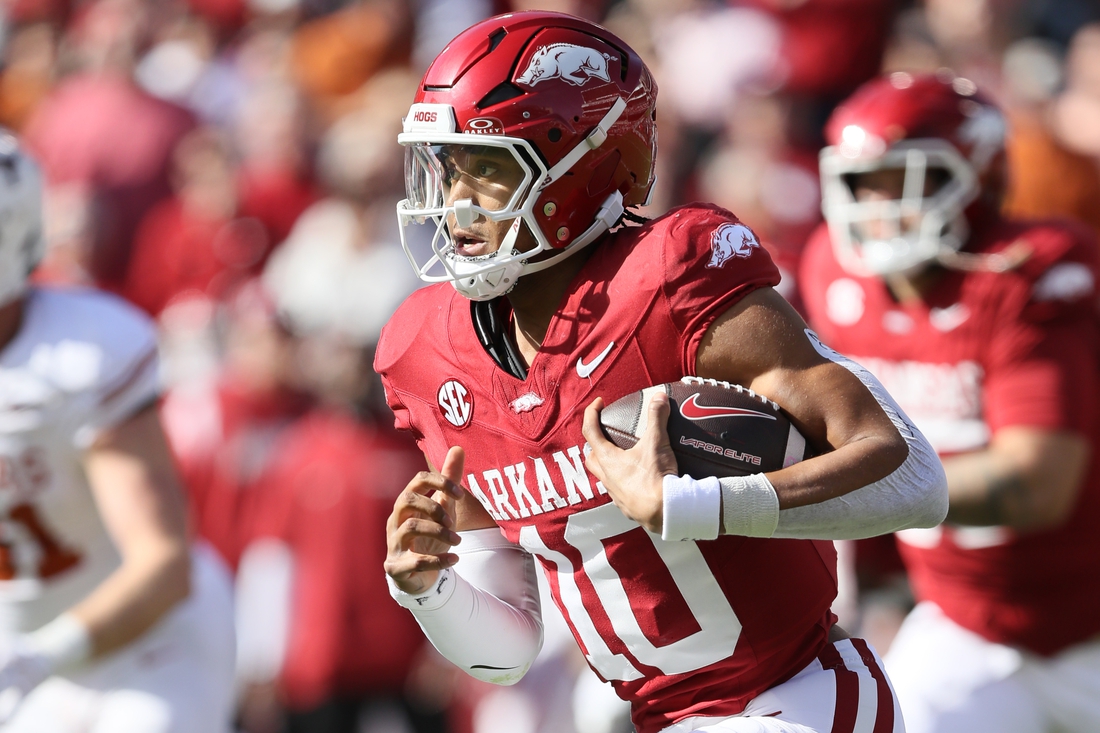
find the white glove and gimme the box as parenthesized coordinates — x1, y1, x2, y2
(0, 638, 52, 698)
(0, 614, 90, 722)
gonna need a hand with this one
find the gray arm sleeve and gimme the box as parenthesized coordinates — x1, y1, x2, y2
(772, 331, 949, 540)
(388, 528, 543, 685)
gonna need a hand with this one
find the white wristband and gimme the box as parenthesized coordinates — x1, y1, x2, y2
(720, 474, 780, 538)
(27, 613, 92, 672)
(387, 568, 456, 612)
(661, 474, 721, 541)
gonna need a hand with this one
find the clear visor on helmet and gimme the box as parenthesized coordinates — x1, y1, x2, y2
(403, 142, 535, 217)
(394, 108, 626, 298)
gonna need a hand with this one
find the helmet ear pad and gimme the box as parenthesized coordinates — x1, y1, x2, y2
(531, 146, 631, 247)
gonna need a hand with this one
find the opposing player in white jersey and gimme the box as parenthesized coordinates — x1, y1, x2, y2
(0, 132, 235, 730)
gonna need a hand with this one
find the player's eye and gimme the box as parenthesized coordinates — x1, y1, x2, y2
(475, 162, 499, 178)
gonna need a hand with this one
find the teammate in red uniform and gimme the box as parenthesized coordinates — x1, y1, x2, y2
(377, 12, 947, 733)
(799, 72, 1100, 733)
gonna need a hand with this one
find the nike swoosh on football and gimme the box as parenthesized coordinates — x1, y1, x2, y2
(679, 393, 777, 421)
(576, 341, 615, 378)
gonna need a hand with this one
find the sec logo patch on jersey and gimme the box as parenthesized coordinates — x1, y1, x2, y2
(437, 379, 473, 428)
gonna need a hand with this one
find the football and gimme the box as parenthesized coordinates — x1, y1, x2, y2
(599, 377, 813, 478)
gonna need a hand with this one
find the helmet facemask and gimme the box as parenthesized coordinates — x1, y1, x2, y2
(396, 99, 627, 301)
(398, 135, 541, 300)
(820, 139, 979, 278)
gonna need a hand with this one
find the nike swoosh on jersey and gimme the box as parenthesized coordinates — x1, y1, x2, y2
(576, 341, 615, 378)
(929, 304, 970, 332)
(470, 664, 521, 670)
(679, 393, 777, 421)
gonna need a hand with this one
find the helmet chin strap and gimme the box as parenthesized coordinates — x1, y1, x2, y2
(497, 216, 522, 259)
(541, 97, 628, 188)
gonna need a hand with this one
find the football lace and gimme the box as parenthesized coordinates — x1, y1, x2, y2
(680, 376, 780, 411)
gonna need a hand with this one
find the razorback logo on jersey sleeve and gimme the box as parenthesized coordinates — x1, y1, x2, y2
(707, 223, 760, 269)
(652, 206, 779, 368)
(1032, 262, 1095, 302)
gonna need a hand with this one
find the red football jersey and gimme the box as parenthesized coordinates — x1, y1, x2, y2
(799, 216, 1100, 656)
(248, 411, 430, 708)
(376, 204, 839, 733)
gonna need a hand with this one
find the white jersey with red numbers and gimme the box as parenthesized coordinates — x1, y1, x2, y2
(0, 286, 238, 732)
(377, 205, 852, 733)
(0, 286, 159, 632)
(799, 216, 1100, 657)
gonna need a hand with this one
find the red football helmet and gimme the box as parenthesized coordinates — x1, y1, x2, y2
(396, 11, 658, 300)
(819, 71, 1007, 277)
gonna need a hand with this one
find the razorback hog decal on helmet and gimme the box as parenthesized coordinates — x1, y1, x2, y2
(516, 44, 613, 87)
(707, 223, 759, 269)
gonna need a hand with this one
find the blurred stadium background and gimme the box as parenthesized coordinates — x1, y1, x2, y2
(2, 0, 1098, 730)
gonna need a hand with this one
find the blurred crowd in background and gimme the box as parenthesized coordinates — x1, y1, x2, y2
(2, 0, 1099, 730)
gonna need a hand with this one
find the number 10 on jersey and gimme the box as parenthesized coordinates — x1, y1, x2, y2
(519, 502, 741, 681)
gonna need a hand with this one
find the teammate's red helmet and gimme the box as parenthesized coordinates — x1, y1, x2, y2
(820, 72, 1006, 276)
(396, 11, 658, 300)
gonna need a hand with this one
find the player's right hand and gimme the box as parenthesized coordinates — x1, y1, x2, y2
(384, 446, 466, 595)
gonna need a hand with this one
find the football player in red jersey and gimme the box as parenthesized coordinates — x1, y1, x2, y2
(377, 12, 947, 733)
(799, 71, 1100, 733)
